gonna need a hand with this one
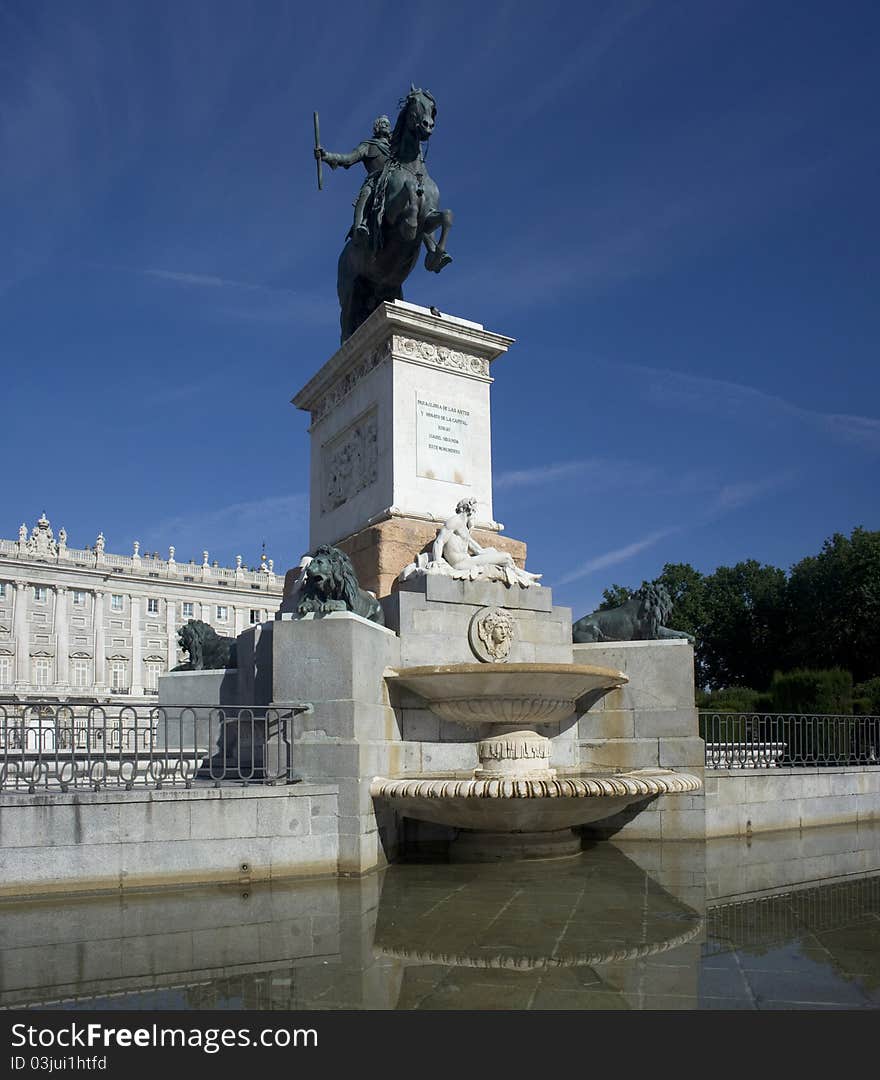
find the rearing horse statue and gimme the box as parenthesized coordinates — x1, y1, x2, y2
(333, 87, 453, 343)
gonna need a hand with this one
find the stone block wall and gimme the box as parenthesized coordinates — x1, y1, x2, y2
(258, 612, 404, 874)
(575, 639, 705, 841)
(0, 784, 339, 899)
(384, 575, 572, 665)
(704, 767, 880, 839)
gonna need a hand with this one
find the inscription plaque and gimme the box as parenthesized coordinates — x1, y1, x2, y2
(416, 393, 471, 485)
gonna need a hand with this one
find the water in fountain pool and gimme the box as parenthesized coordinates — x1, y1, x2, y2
(3, 822, 880, 1010)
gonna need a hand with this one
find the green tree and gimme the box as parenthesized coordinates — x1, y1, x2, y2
(696, 560, 788, 690)
(597, 583, 635, 610)
(787, 528, 880, 683)
(592, 527, 880, 695)
(653, 563, 707, 638)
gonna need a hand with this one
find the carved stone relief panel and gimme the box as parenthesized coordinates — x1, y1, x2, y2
(322, 408, 379, 514)
(394, 336, 490, 378)
(310, 341, 390, 426)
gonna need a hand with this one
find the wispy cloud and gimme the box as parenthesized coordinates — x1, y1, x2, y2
(144, 269, 234, 288)
(139, 493, 309, 567)
(628, 363, 880, 453)
(449, 51, 844, 314)
(127, 264, 335, 326)
(556, 526, 680, 586)
(706, 474, 791, 514)
(495, 455, 725, 500)
(555, 468, 793, 587)
(495, 460, 602, 491)
(512, 1, 652, 126)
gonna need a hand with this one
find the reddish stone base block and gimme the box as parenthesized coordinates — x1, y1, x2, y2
(334, 516, 527, 599)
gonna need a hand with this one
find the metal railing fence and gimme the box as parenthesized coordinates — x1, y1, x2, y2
(700, 712, 880, 769)
(0, 702, 310, 792)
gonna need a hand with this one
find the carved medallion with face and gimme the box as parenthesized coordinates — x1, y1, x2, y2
(469, 607, 515, 663)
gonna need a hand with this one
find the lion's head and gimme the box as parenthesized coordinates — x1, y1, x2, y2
(175, 619, 235, 670)
(636, 584, 673, 635)
(298, 545, 360, 611)
(177, 619, 210, 668)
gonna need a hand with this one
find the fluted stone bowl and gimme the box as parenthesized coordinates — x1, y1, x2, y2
(386, 662, 628, 781)
(386, 662, 628, 728)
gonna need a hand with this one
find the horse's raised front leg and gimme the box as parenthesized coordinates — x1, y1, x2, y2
(422, 208, 453, 272)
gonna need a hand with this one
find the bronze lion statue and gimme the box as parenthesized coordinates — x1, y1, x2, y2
(296, 544, 385, 625)
(572, 584, 694, 644)
(173, 619, 237, 670)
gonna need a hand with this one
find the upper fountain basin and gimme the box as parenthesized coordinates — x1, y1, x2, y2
(385, 662, 627, 728)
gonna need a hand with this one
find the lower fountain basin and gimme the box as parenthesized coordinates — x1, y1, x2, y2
(371, 768, 703, 859)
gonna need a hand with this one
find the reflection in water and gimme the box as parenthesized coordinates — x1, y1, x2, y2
(2, 824, 880, 1010)
(702, 877, 880, 1009)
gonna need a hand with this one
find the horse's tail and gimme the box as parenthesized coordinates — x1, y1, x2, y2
(337, 244, 376, 343)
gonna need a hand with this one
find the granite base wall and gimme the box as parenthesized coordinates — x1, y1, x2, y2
(705, 767, 880, 838)
(0, 784, 339, 899)
(240, 611, 405, 875)
(575, 639, 705, 841)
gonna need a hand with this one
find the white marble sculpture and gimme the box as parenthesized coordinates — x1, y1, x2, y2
(400, 498, 542, 588)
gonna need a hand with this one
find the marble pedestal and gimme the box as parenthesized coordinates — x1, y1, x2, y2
(291, 300, 514, 559)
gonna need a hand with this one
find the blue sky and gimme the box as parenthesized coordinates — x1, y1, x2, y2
(2, 0, 878, 617)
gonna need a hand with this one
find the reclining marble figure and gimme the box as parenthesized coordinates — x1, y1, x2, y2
(400, 498, 542, 588)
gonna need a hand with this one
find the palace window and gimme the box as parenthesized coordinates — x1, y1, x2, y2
(72, 590, 85, 606)
(72, 658, 91, 688)
(33, 586, 47, 602)
(249, 609, 261, 624)
(110, 660, 128, 692)
(147, 598, 159, 614)
(182, 602, 194, 619)
(33, 657, 52, 686)
(216, 605, 228, 621)
(0, 656, 11, 686)
(145, 661, 162, 691)
(111, 594, 123, 611)
(0, 582, 6, 598)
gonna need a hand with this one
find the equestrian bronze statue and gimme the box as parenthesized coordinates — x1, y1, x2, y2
(314, 86, 454, 342)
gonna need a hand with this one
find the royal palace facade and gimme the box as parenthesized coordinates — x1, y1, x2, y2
(0, 514, 284, 704)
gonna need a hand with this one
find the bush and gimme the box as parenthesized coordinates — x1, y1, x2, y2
(853, 676, 880, 715)
(697, 686, 763, 712)
(769, 668, 853, 715)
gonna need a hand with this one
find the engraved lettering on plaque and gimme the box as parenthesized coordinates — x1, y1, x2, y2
(416, 393, 471, 485)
